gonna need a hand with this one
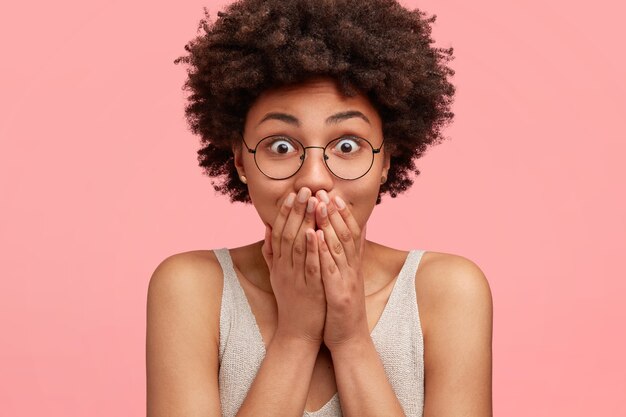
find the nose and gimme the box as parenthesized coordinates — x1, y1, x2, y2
(293, 147, 334, 196)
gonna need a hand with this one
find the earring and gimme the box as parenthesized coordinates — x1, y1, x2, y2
(240, 175, 248, 184)
(380, 175, 387, 184)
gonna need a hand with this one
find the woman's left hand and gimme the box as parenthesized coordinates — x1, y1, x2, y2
(314, 191, 370, 351)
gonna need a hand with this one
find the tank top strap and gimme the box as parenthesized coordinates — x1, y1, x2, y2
(213, 248, 266, 359)
(213, 247, 237, 289)
(213, 248, 235, 360)
(213, 247, 426, 417)
(368, 249, 427, 417)
(393, 249, 426, 299)
(213, 248, 268, 417)
(370, 249, 426, 340)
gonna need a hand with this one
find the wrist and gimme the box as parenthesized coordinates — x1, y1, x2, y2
(327, 333, 375, 359)
(271, 328, 323, 354)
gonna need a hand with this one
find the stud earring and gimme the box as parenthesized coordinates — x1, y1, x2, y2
(240, 175, 248, 184)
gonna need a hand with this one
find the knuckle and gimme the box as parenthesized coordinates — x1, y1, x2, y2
(337, 294, 351, 309)
(282, 231, 296, 243)
(337, 293, 352, 307)
(338, 230, 352, 242)
(293, 242, 306, 256)
(317, 215, 329, 226)
(280, 204, 291, 216)
(293, 204, 305, 216)
(326, 263, 338, 275)
(305, 263, 319, 275)
(328, 293, 350, 310)
(332, 242, 344, 255)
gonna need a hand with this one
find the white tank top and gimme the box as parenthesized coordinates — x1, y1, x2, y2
(214, 248, 426, 417)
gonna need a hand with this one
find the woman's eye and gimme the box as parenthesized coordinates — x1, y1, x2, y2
(333, 137, 362, 154)
(268, 139, 297, 154)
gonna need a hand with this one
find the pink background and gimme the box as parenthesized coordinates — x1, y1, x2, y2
(1, 0, 624, 415)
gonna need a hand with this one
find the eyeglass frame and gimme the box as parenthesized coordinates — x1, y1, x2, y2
(239, 133, 385, 180)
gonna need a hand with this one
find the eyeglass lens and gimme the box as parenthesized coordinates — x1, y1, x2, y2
(253, 136, 375, 180)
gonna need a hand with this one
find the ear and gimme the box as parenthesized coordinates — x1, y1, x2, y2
(232, 140, 246, 178)
(381, 142, 391, 179)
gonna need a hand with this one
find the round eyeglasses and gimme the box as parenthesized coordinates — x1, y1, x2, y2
(241, 135, 385, 180)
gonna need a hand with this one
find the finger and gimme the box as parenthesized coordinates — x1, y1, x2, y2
(304, 228, 322, 289)
(325, 196, 358, 266)
(293, 197, 317, 266)
(315, 201, 349, 270)
(271, 192, 296, 259)
(316, 229, 341, 292)
(281, 187, 311, 267)
(332, 195, 363, 257)
(293, 196, 318, 269)
(301, 197, 318, 237)
(359, 223, 367, 258)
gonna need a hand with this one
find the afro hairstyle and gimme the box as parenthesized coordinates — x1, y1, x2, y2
(174, 0, 456, 204)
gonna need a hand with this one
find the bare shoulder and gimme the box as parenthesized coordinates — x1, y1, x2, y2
(415, 251, 492, 334)
(148, 249, 224, 297)
(415, 251, 493, 416)
(146, 250, 224, 417)
(147, 249, 224, 360)
(147, 249, 225, 334)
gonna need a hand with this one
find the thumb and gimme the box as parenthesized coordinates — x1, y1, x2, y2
(359, 223, 367, 259)
(261, 224, 273, 269)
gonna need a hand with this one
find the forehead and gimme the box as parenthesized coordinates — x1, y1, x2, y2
(245, 78, 382, 127)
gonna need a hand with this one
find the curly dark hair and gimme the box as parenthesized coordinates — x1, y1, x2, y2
(174, 0, 455, 204)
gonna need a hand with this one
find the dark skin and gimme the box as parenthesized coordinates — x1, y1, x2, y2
(228, 238, 412, 412)
(146, 77, 493, 416)
(229, 77, 406, 414)
(174, 0, 456, 205)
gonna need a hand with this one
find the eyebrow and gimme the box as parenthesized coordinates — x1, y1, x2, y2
(257, 110, 371, 127)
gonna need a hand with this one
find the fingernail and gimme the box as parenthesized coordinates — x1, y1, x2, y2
(306, 198, 316, 213)
(334, 195, 345, 209)
(320, 204, 327, 217)
(319, 190, 330, 204)
(306, 231, 311, 242)
(285, 193, 295, 207)
(297, 188, 310, 203)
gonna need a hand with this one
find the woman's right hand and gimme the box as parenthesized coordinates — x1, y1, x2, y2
(261, 187, 326, 346)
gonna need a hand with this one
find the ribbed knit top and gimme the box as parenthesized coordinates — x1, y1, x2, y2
(214, 248, 426, 417)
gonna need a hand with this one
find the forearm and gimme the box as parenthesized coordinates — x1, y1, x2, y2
(236, 332, 320, 417)
(330, 337, 406, 417)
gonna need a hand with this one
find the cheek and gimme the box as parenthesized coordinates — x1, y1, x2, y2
(340, 180, 381, 227)
(247, 181, 287, 226)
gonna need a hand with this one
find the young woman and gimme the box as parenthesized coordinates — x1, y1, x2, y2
(146, 1, 493, 416)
